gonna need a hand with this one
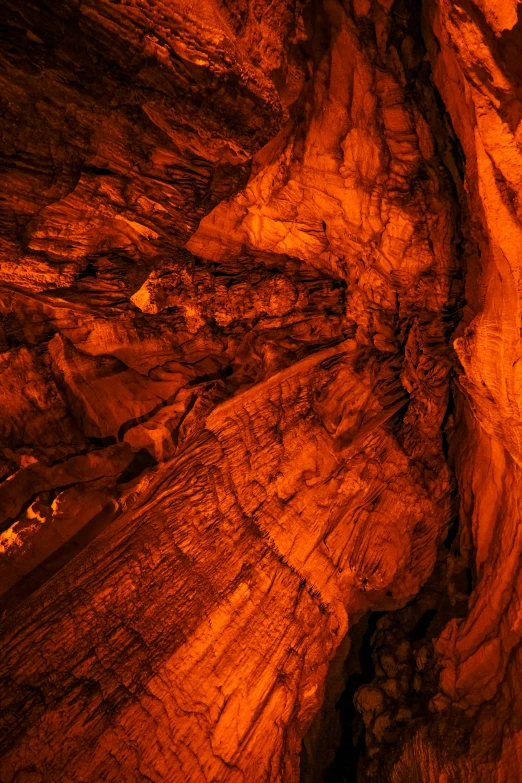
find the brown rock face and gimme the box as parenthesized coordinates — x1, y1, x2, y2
(380, 1, 522, 780)
(0, 0, 520, 781)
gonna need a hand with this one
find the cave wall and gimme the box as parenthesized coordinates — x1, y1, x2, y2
(0, 0, 521, 781)
(0, 0, 303, 604)
(381, 1, 522, 780)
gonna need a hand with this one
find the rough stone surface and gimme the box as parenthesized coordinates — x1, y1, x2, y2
(0, 0, 520, 781)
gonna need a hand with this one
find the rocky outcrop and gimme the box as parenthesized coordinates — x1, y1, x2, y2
(371, 1, 522, 781)
(0, 0, 304, 603)
(0, 0, 521, 781)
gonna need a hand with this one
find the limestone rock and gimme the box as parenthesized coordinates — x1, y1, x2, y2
(0, 0, 520, 781)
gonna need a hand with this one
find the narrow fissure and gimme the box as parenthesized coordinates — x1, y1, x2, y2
(301, 513, 471, 781)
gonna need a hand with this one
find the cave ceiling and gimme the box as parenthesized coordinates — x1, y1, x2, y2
(1, 0, 522, 781)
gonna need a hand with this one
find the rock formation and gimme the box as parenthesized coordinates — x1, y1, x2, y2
(0, 0, 521, 781)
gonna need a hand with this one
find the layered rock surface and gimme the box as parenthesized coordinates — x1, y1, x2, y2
(375, 1, 522, 781)
(0, 0, 519, 781)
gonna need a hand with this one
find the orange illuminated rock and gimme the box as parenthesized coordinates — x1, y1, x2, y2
(0, 0, 520, 781)
(381, 1, 522, 780)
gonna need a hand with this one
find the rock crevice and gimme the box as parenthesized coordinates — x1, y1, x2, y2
(0, 0, 521, 781)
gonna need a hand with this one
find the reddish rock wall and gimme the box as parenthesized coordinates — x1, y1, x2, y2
(0, 0, 520, 781)
(379, 1, 522, 780)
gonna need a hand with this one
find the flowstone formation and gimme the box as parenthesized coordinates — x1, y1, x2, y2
(0, 0, 521, 781)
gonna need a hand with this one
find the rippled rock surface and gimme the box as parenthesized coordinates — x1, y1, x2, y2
(0, 1, 521, 781)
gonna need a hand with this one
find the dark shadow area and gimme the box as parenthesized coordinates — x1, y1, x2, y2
(323, 613, 384, 783)
(0, 499, 120, 619)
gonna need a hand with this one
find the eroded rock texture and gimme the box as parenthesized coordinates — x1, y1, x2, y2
(375, 1, 522, 781)
(0, 0, 520, 781)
